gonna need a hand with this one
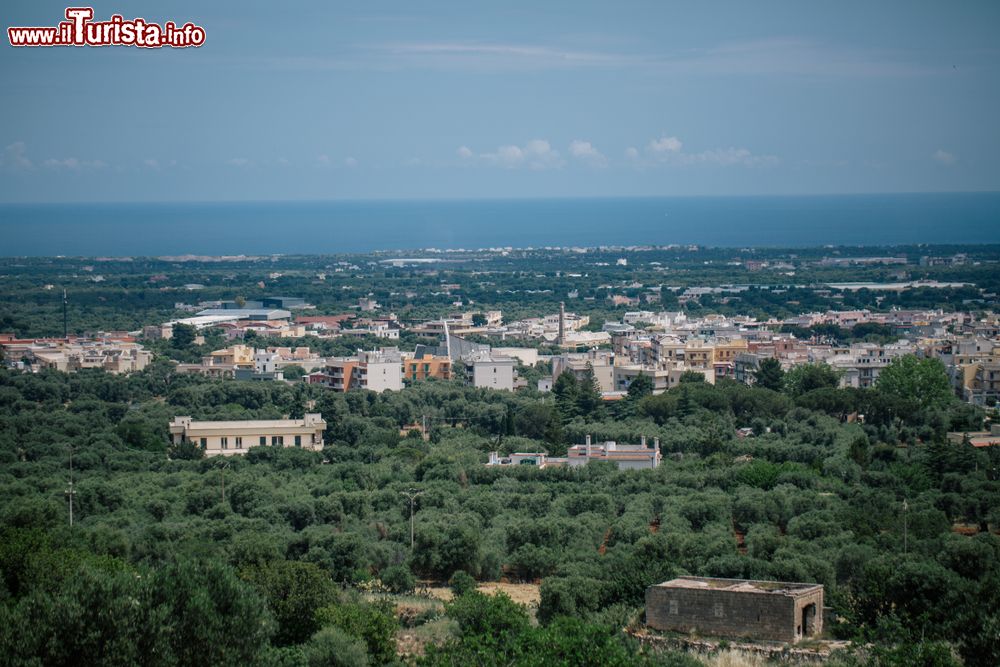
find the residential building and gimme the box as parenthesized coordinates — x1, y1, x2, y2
(486, 436, 660, 471)
(341, 319, 401, 339)
(492, 347, 539, 366)
(470, 355, 516, 391)
(947, 424, 1000, 448)
(2, 335, 152, 374)
(613, 365, 714, 394)
(168, 413, 326, 457)
(311, 348, 403, 393)
(403, 354, 452, 382)
(487, 451, 559, 468)
(552, 349, 615, 393)
(566, 435, 661, 470)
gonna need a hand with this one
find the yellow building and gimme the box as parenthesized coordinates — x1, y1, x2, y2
(684, 341, 714, 370)
(712, 339, 749, 365)
(169, 414, 326, 457)
(208, 344, 255, 367)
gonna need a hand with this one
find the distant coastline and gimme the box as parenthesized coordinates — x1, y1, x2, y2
(1, 191, 998, 257)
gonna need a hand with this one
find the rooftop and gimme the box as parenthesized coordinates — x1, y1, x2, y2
(170, 414, 325, 430)
(655, 576, 822, 597)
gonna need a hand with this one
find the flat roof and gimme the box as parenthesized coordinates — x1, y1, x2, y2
(195, 308, 291, 319)
(172, 418, 324, 430)
(655, 576, 822, 596)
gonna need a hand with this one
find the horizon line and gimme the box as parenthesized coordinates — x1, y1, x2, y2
(1, 189, 999, 207)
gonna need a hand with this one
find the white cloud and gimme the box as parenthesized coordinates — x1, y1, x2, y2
(648, 136, 683, 154)
(377, 42, 633, 71)
(227, 157, 251, 168)
(456, 145, 474, 159)
(641, 135, 777, 167)
(568, 139, 606, 166)
(625, 146, 640, 160)
(143, 158, 160, 169)
(477, 139, 564, 169)
(682, 147, 778, 167)
(316, 154, 331, 167)
(344, 157, 358, 168)
(42, 157, 107, 170)
(277, 157, 290, 166)
(2, 142, 33, 170)
(933, 149, 956, 166)
(256, 37, 940, 79)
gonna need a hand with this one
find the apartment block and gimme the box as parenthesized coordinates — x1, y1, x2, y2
(403, 354, 452, 382)
(311, 348, 403, 393)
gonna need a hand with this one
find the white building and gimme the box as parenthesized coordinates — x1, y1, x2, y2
(471, 356, 516, 391)
(360, 348, 404, 392)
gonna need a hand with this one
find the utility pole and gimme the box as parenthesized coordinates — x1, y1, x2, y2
(400, 489, 424, 550)
(902, 498, 909, 554)
(62, 289, 68, 339)
(220, 461, 230, 505)
(65, 445, 76, 527)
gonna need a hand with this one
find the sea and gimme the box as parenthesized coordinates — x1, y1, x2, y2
(1, 192, 998, 257)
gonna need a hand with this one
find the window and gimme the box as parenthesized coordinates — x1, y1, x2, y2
(236, 436, 242, 449)
(221, 437, 228, 449)
(294, 435, 302, 447)
(200, 438, 207, 449)
(259, 436, 266, 446)
(272, 436, 283, 446)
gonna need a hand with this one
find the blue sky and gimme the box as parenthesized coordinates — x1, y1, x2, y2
(2, 1, 998, 202)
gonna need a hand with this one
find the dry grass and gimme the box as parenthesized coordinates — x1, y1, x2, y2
(396, 617, 457, 659)
(426, 582, 541, 606)
(701, 649, 768, 667)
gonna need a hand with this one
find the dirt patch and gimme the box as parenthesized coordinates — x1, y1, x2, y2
(425, 582, 541, 606)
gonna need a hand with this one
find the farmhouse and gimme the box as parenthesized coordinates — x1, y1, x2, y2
(645, 576, 823, 643)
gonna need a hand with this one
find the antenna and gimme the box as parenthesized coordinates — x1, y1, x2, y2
(444, 319, 452, 360)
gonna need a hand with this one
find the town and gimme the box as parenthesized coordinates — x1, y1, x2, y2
(2, 245, 998, 667)
(6, 299, 998, 405)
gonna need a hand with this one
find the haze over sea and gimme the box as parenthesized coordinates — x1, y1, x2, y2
(2, 192, 999, 257)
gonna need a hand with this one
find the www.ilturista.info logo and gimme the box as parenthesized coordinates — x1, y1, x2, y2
(8, 7, 205, 48)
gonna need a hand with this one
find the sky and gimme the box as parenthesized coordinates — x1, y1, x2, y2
(1, 1, 999, 202)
